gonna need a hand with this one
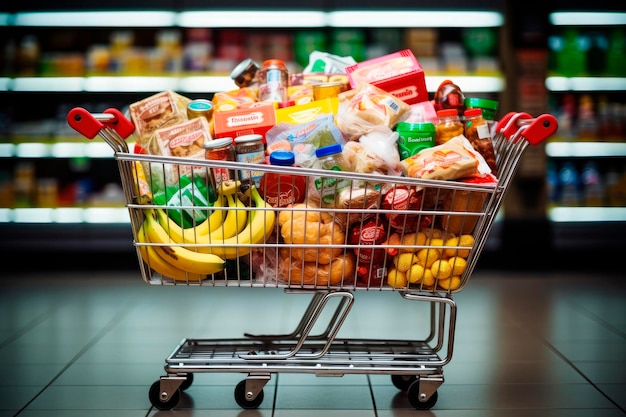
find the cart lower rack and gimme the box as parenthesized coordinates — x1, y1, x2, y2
(68, 108, 557, 411)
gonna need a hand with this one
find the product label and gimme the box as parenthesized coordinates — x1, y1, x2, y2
(235, 150, 265, 186)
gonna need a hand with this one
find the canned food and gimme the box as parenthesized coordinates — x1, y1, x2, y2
(187, 99, 214, 121)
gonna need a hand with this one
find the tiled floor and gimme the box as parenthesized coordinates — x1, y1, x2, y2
(1, 269, 624, 417)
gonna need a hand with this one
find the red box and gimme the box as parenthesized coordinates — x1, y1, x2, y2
(213, 105, 276, 142)
(345, 49, 429, 105)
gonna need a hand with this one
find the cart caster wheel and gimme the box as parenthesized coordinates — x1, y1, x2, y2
(234, 379, 264, 409)
(179, 373, 193, 391)
(149, 380, 180, 410)
(407, 381, 438, 410)
(391, 374, 417, 391)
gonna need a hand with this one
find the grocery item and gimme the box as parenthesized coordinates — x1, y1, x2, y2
(345, 49, 429, 104)
(464, 97, 499, 121)
(435, 109, 464, 145)
(433, 79, 466, 113)
(259, 150, 307, 208)
(463, 108, 498, 175)
(348, 217, 389, 287)
(234, 134, 265, 187)
(257, 59, 289, 103)
(396, 121, 436, 160)
(312, 143, 352, 207)
(230, 58, 260, 88)
(187, 99, 214, 121)
(204, 137, 235, 189)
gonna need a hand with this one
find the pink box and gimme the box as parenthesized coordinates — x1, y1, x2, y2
(345, 49, 429, 105)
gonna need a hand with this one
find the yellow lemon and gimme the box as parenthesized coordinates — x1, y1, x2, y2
(444, 234, 474, 258)
(423, 268, 436, 287)
(406, 263, 426, 284)
(394, 252, 419, 272)
(387, 268, 408, 289)
(423, 228, 444, 239)
(400, 232, 427, 252)
(447, 256, 467, 275)
(437, 275, 462, 291)
(416, 247, 440, 268)
(430, 259, 453, 279)
(428, 237, 445, 248)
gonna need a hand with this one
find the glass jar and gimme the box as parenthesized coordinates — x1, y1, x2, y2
(463, 108, 498, 176)
(256, 59, 289, 103)
(435, 109, 464, 145)
(187, 99, 214, 122)
(204, 137, 235, 190)
(234, 134, 265, 187)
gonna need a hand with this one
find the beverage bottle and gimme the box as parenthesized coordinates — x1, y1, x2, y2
(256, 59, 289, 103)
(259, 150, 307, 208)
(313, 143, 352, 207)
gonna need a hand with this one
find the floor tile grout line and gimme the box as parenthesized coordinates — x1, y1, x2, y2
(366, 374, 380, 416)
(0, 310, 52, 349)
(565, 299, 626, 339)
(540, 337, 626, 414)
(11, 300, 138, 417)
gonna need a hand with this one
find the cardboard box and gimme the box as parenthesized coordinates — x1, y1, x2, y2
(345, 49, 429, 105)
(275, 97, 339, 125)
(213, 105, 276, 141)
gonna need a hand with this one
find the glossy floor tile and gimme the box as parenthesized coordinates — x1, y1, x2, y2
(0, 269, 624, 417)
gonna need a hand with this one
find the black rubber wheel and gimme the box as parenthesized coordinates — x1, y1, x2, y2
(391, 374, 417, 391)
(149, 380, 181, 410)
(179, 373, 193, 391)
(234, 379, 265, 409)
(407, 380, 438, 410)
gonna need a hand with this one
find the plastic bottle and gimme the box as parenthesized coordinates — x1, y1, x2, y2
(313, 143, 352, 207)
(257, 59, 289, 103)
(395, 121, 436, 160)
(435, 109, 464, 145)
(259, 150, 307, 208)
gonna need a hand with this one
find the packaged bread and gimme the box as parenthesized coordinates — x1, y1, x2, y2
(129, 90, 191, 153)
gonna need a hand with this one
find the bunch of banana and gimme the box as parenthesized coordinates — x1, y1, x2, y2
(155, 182, 247, 245)
(195, 184, 276, 260)
(138, 210, 226, 280)
(135, 222, 216, 282)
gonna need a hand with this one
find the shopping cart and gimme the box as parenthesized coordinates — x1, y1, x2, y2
(68, 107, 557, 411)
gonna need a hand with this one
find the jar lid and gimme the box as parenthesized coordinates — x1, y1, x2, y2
(269, 150, 295, 166)
(315, 143, 343, 158)
(203, 138, 233, 149)
(262, 59, 287, 68)
(230, 58, 260, 87)
(187, 99, 213, 112)
(463, 108, 483, 117)
(396, 121, 436, 133)
(436, 109, 458, 117)
(464, 97, 499, 111)
(234, 134, 264, 143)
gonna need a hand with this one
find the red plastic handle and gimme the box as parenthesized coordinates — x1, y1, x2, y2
(522, 113, 558, 146)
(103, 108, 135, 139)
(67, 107, 103, 139)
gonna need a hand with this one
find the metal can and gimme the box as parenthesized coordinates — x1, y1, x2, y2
(204, 137, 235, 190)
(396, 121, 436, 160)
(187, 99, 214, 122)
(234, 134, 265, 186)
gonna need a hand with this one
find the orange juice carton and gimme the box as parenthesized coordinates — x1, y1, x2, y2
(276, 97, 339, 125)
(345, 49, 428, 105)
(213, 104, 276, 142)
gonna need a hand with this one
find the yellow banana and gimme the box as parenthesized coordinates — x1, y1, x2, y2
(136, 223, 207, 282)
(204, 193, 248, 242)
(197, 185, 276, 259)
(155, 207, 198, 244)
(143, 210, 226, 275)
(193, 193, 227, 236)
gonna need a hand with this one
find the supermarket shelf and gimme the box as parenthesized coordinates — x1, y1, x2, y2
(1, 141, 114, 158)
(545, 142, 626, 158)
(4, 10, 504, 28)
(545, 76, 626, 92)
(1, 75, 505, 94)
(0, 207, 130, 224)
(548, 206, 626, 223)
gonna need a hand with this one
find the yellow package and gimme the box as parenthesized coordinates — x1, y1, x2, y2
(276, 97, 338, 125)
